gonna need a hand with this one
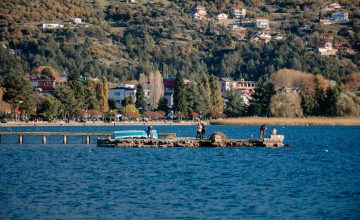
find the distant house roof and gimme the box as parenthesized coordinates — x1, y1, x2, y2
(163, 78, 176, 88)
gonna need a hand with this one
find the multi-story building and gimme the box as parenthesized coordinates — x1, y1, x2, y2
(220, 78, 256, 106)
(29, 66, 66, 95)
(108, 84, 137, 108)
(231, 8, 246, 19)
(220, 78, 256, 95)
(163, 78, 176, 108)
(255, 18, 269, 29)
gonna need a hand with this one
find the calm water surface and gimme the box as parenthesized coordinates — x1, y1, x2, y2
(0, 125, 359, 219)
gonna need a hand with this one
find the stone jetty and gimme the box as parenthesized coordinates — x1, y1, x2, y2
(97, 132, 285, 148)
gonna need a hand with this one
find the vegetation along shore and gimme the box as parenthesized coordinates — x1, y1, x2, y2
(210, 117, 360, 126)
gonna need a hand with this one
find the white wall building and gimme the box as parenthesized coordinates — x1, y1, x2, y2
(108, 84, 137, 107)
(39, 23, 65, 30)
(255, 18, 269, 29)
(231, 8, 246, 19)
(70, 18, 85, 25)
(220, 78, 256, 96)
(217, 13, 228, 20)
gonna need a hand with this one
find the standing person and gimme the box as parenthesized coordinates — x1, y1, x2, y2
(148, 126, 153, 139)
(259, 124, 267, 141)
(196, 123, 202, 139)
(201, 123, 206, 139)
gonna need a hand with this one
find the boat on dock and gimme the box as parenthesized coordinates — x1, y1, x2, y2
(112, 130, 158, 139)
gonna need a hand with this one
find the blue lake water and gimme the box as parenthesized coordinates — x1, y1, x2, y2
(0, 125, 359, 219)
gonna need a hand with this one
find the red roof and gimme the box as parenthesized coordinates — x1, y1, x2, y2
(163, 78, 176, 88)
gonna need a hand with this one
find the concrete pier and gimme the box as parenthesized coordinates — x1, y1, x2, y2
(97, 132, 285, 148)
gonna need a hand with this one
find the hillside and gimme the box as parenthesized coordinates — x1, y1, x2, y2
(0, 0, 359, 83)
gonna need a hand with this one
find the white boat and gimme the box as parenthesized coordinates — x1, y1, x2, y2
(111, 130, 159, 139)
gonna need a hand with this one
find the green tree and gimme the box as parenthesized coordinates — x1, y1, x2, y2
(135, 84, 147, 114)
(121, 96, 134, 107)
(209, 75, 223, 114)
(42, 96, 62, 121)
(224, 91, 245, 117)
(173, 72, 188, 114)
(299, 92, 316, 116)
(96, 76, 109, 112)
(2, 75, 35, 119)
(85, 78, 99, 110)
(248, 80, 276, 116)
(54, 86, 80, 119)
(108, 98, 118, 110)
(157, 97, 169, 113)
(324, 85, 341, 116)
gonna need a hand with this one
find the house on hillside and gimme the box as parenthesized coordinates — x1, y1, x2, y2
(39, 23, 64, 30)
(332, 12, 349, 23)
(220, 78, 256, 96)
(250, 32, 271, 43)
(298, 20, 313, 35)
(163, 78, 176, 108)
(231, 8, 246, 19)
(217, 13, 228, 20)
(29, 66, 66, 95)
(191, 5, 207, 20)
(108, 84, 137, 108)
(220, 78, 256, 106)
(328, 3, 341, 9)
(255, 18, 269, 29)
(316, 41, 338, 56)
(70, 18, 85, 25)
(30, 76, 66, 95)
(162, 77, 192, 108)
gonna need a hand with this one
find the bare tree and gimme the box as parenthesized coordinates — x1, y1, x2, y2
(270, 92, 303, 117)
(148, 71, 164, 110)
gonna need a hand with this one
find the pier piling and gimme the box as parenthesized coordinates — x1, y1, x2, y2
(19, 134, 23, 144)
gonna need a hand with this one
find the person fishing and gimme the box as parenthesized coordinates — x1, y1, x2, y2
(259, 124, 267, 141)
(147, 126, 153, 139)
(201, 122, 206, 139)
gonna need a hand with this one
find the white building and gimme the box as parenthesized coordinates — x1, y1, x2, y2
(108, 84, 137, 107)
(220, 78, 256, 96)
(39, 23, 64, 30)
(70, 18, 85, 25)
(255, 18, 269, 29)
(192, 5, 207, 20)
(217, 13, 228, 20)
(316, 41, 337, 56)
(332, 12, 349, 23)
(231, 8, 246, 19)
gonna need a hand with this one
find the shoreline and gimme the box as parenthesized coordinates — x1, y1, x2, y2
(0, 121, 202, 127)
(210, 117, 360, 126)
(0, 117, 359, 126)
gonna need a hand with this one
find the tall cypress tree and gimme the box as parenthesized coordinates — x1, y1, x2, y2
(96, 76, 109, 112)
(209, 75, 223, 114)
(135, 84, 147, 114)
(173, 72, 188, 114)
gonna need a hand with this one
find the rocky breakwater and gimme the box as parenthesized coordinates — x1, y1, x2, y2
(97, 132, 285, 148)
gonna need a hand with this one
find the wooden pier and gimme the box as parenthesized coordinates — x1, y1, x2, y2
(0, 132, 112, 144)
